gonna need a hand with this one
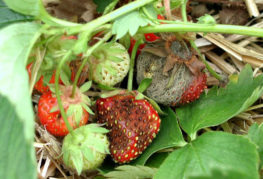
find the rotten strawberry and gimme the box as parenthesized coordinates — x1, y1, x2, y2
(96, 94, 161, 163)
(179, 73, 207, 104)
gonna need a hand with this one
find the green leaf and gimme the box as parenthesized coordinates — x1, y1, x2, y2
(104, 165, 157, 179)
(132, 107, 186, 165)
(0, 95, 36, 179)
(93, 0, 113, 13)
(155, 132, 259, 179)
(137, 78, 152, 93)
(3, 0, 40, 16)
(97, 83, 117, 91)
(177, 65, 263, 139)
(189, 168, 252, 179)
(145, 152, 169, 168)
(80, 81, 92, 93)
(0, 22, 40, 179)
(197, 14, 216, 25)
(0, 0, 33, 29)
(248, 123, 263, 168)
(112, 10, 150, 39)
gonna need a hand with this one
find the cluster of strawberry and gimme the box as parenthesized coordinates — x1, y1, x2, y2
(29, 15, 207, 174)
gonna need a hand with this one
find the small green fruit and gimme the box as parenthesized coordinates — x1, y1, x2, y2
(62, 124, 109, 175)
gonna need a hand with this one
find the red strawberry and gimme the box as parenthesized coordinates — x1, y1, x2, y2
(96, 94, 161, 163)
(128, 38, 146, 56)
(26, 63, 63, 93)
(144, 33, 160, 42)
(179, 73, 207, 104)
(38, 84, 93, 136)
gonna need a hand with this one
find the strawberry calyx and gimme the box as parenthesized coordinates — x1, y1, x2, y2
(62, 124, 110, 175)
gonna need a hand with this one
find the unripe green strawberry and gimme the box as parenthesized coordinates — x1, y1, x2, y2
(89, 42, 130, 86)
(62, 124, 110, 175)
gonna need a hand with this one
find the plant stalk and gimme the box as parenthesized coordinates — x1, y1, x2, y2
(55, 51, 74, 133)
(68, 0, 155, 34)
(127, 39, 144, 91)
(138, 23, 263, 37)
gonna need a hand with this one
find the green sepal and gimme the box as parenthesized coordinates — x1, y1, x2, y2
(63, 150, 71, 167)
(135, 92, 144, 100)
(81, 103, 95, 115)
(108, 55, 123, 63)
(82, 95, 92, 106)
(81, 147, 95, 162)
(97, 83, 116, 91)
(104, 61, 118, 76)
(143, 94, 166, 115)
(80, 81, 92, 93)
(87, 124, 109, 134)
(100, 89, 125, 98)
(60, 70, 71, 86)
(96, 63, 103, 81)
(70, 150, 84, 175)
(49, 105, 59, 113)
(66, 104, 83, 126)
(137, 78, 152, 93)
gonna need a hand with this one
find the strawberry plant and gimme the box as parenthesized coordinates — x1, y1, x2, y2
(2, 0, 263, 178)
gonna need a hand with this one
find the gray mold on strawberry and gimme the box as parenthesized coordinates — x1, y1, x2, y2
(136, 51, 193, 105)
(96, 95, 161, 163)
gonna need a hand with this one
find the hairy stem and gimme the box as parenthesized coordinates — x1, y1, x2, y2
(128, 39, 144, 91)
(68, 0, 155, 34)
(55, 51, 74, 133)
(138, 23, 263, 37)
(181, 0, 188, 22)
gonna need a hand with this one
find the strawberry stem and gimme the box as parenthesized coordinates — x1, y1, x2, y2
(127, 39, 144, 91)
(181, 0, 188, 22)
(71, 32, 113, 98)
(190, 40, 223, 81)
(55, 51, 74, 133)
(68, 0, 155, 34)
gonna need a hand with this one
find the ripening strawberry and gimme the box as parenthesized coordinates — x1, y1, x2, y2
(38, 83, 94, 136)
(96, 94, 161, 163)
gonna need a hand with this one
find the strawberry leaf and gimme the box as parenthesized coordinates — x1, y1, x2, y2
(104, 165, 157, 179)
(3, 0, 40, 16)
(0, 0, 33, 29)
(112, 10, 150, 39)
(155, 132, 259, 179)
(132, 107, 186, 165)
(0, 22, 40, 179)
(248, 123, 263, 169)
(177, 65, 263, 139)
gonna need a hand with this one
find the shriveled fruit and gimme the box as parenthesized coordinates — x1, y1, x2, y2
(89, 42, 130, 86)
(38, 84, 93, 136)
(62, 124, 109, 175)
(96, 94, 161, 163)
(136, 51, 207, 105)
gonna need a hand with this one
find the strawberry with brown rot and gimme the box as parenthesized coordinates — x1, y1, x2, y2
(136, 35, 207, 105)
(96, 93, 161, 163)
(38, 82, 94, 136)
